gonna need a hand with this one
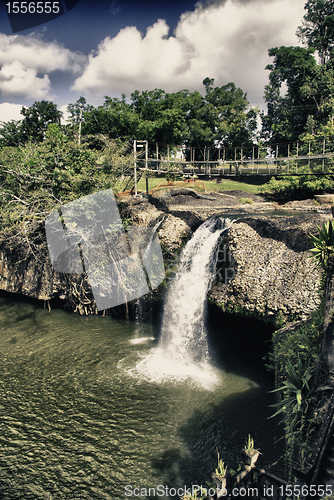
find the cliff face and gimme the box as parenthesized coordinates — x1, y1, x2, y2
(0, 198, 327, 322)
(209, 215, 324, 322)
(0, 200, 192, 315)
(0, 230, 64, 302)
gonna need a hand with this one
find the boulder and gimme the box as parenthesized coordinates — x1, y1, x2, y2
(209, 215, 325, 322)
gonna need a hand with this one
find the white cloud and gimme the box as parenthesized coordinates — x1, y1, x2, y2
(0, 33, 86, 74)
(0, 102, 23, 122)
(0, 61, 52, 99)
(72, 0, 306, 105)
(73, 21, 188, 93)
(0, 33, 86, 99)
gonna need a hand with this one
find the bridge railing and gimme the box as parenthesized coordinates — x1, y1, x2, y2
(134, 139, 334, 177)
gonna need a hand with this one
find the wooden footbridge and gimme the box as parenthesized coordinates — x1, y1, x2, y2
(133, 139, 334, 183)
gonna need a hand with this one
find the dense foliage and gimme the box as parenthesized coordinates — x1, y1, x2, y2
(0, 124, 133, 236)
(0, 80, 258, 157)
(0, 101, 63, 147)
(259, 163, 334, 201)
(308, 219, 334, 268)
(297, 0, 334, 65)
(269, 295, 326, 478)
(262, 0, 334, 144)
(64, 78, 258, 150)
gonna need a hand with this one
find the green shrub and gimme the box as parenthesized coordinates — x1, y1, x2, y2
(308, 220, 334, 269)
(259, 162, 334, 202)
(268, 297, 326, 478)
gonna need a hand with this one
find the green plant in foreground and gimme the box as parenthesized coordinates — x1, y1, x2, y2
(215, 449, 228, 477)
(308, 219, 334, 269)
(244, 434, 255, 453)
(271, 356, 311, 414)
(180, 491, 202, 500)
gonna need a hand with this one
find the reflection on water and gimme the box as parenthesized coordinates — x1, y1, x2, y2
(0, 297, 282, 499)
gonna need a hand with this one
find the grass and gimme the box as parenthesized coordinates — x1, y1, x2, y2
(136, 175, 269, 194)
(238, 198, 254, 204)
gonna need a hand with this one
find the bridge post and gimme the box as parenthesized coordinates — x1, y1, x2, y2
(156, 142, 159, 172)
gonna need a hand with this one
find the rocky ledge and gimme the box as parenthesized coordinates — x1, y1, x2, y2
(0, 191, 331, 321)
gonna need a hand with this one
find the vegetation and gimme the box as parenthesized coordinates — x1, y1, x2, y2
(238, 197, 253, 204)
(259, 165, 334, 201)
(214, 449, 228, 478)
(0, 101, 62, 146)
(268, 287, 326, 478)
(244, 434, 255, 454)
(137, 176, 267, 194)
(266, 218, 334, 480)
(308, 219, 334, 268)
(63, 78, 258, 151)
(259, 0, 334, 201)
(0, 124, 134, 242)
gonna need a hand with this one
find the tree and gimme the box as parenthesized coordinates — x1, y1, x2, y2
(67, 96, 92, 125)
(204, 81, 258, 149)
(0, 124, 134, 235)
(0, 101, 63, 146)
(0, 119, 24, 147)
(261, 46, 334, 143)
(67, 80, 258, 150)
(66, 96, 94, 143)
(297, 0, 334, 65)
(20, 101, 63, 143)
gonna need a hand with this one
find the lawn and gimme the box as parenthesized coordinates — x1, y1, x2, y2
(136, 175, 270, 194)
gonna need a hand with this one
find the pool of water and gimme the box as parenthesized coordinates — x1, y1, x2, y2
(0, 296, 283, 499)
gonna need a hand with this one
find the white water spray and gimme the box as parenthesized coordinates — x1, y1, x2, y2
(132, 217, 232, 388)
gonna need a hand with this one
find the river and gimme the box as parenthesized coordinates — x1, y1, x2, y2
(0, 216, 283, 499)
(0, 294, 283, 500)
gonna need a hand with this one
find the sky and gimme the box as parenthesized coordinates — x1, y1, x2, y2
(0, 0, 307, 124)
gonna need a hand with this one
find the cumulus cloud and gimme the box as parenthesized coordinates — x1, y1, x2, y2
(0, 33, 86, 99)
(0, 33, 86, 74)
(72, 0, 306, 105)
(0, 102, 23, 122)
(0, 61, 52, 99)
(73, 20, 188, 93)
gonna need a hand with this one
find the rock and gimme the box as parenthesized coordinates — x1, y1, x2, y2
(170, 187, 216, 200)
(314, 194, 334, 204)
(209, 215, 324, 322)
(0, 199, 326, 321)
(120, 200, 164, 227)
(157, 214, 191, 249)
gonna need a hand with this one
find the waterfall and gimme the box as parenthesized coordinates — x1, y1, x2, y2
(159, 217, 231, 363)
(132, 217, 232, 388)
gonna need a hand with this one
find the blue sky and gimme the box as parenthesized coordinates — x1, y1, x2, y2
(0, 0, 307, 123)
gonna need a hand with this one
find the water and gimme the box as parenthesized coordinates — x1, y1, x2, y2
(134, 217, 231, 389)
(0, 218, 283, 499)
